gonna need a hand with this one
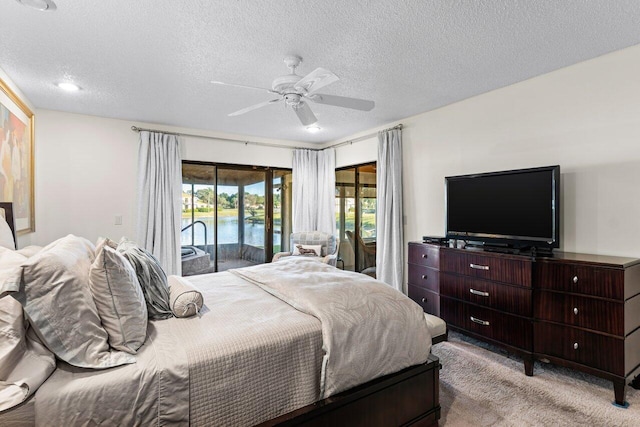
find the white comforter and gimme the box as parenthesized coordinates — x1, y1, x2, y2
(25, 259, 431, 426)
(231, 257, 432, 398)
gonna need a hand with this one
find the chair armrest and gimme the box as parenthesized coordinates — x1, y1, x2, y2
(322, 253, 338, 267)
(272, 252, 292, 262)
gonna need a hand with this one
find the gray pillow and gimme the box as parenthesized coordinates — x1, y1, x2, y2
(117, 239, 173, 320)
(90, 244, 148, 353)
(13, 234, 135, 369)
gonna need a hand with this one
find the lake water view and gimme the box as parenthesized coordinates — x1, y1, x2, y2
(181, 216, 278, 248)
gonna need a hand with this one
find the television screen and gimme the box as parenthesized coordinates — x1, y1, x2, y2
(445, 165, 560, 249)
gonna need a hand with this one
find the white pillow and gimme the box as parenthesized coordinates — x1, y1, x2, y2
(0, 247, 26, 298)
(169, 276, 204, 318)
(13, 234, 135, 369)
(90, 245, 148, 354)
(15, 245, 43, 258)
(0, 215, 15, 250)
(292, 244, 323, 257)
(0, 296, 55, 412)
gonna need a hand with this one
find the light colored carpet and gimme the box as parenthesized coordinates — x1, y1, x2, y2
(431, 332, 639, 426)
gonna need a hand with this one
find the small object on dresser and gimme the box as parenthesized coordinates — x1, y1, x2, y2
(422, 236, 448, 244)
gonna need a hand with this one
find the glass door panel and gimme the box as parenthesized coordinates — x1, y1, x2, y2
(272, 169, 293, 258)
(216, 168, 267, 271)
(181, 163, 216, 276)
(336, 168, 356, 271)
(357, 164, 377, 273)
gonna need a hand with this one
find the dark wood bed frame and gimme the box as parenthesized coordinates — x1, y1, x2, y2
(0, 202, 17, 248)
(260, 354, 441, 427)
(0, 202, 442, 427)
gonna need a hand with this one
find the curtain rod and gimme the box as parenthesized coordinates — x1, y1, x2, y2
(325, 124, 403, 149)
(130, 123, 403, 151)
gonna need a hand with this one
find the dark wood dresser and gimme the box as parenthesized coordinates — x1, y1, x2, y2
(407, 241, 640, 406)
(438, 246, 535, 375)
(533, 252, 640, 406)
(407, 242, 441, 316)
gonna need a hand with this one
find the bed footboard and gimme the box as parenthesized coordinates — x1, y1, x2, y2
(260, 354, 441, 427)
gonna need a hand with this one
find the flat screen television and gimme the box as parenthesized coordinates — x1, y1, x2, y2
(445, 165, 560, 251)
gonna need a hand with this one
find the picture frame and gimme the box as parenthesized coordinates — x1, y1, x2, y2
(0, 77, 35, 234)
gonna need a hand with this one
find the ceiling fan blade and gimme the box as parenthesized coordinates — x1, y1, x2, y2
(293, 101, 318, 126)
(307, 93, 375, 111)
(212, 81, 278, 94)
(294, 68, 339, 94)
(228, 99, 282, 117)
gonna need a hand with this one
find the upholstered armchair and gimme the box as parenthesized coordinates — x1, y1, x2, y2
(272, 231, 339, 266)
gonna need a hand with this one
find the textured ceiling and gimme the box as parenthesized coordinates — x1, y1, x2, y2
(2, 1, 640, 143)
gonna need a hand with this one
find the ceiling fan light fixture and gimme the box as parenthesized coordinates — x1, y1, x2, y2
(306, 124, 321, 133)
(15, 0, 57, 11)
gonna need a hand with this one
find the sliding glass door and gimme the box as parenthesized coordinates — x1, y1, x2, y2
(182, 162, 292, 275)
(335, 162, 377, 273)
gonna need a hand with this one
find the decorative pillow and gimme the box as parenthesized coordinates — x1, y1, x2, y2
(117, 239, 173, 320)
(0, 247, 26, 298)
(15, 245, 43, 258)
(168, 276, 204, 318)
(0, 296, 56, 412)
(292, 244, 323, 257)
(90, 245, 148, 354)
(0, 215, 15, 250)
(13, 234, 135, 368)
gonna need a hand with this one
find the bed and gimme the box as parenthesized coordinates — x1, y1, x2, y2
(0, 202, 442, 426)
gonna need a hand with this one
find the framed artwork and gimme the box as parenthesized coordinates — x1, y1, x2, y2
(0, 77, 34, 234)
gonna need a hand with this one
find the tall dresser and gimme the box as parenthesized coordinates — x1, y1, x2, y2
(407, 241, 640, 406)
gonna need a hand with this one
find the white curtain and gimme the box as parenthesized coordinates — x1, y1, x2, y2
(292, 148, 335, 234)
(293, 149, 318, 232)
(136, 131, 183, 276)
(316, 148, 336, 235)
(376, 128, 403, 291)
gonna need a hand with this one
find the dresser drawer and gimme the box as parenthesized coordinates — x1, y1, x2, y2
(408, 265, 439, 292)
(534, 262, 624, 300)
(441, 298, 532, 350)
(408, 285, 440, 317)
(534, 322, 624, 375)
(440, 273, 531, 316)
(441, 250, 532, 287)
(408, 243, 440, 269)
(534, 291, 624, 336)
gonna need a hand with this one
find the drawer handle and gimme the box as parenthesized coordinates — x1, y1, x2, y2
(470, 288, 489, 297)
(573, 307, 578, 315)
(573, 276, 578, 284)
(421, 274, 428, 280)
(422, 254, 428, 259)
(573, 342, 579, 350)
(470, 316, 490, 326)
(470, 263, 489, 271)
(421, 297, 427, 303)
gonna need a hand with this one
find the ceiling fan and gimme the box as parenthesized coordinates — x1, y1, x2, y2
(212, 55, 375, 127)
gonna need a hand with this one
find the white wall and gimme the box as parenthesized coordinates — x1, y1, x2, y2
(28, 110, 310, 246)
(335, 136, 377, 168)
(334, 43, 640, 258)
(404, 44, 640, 257)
